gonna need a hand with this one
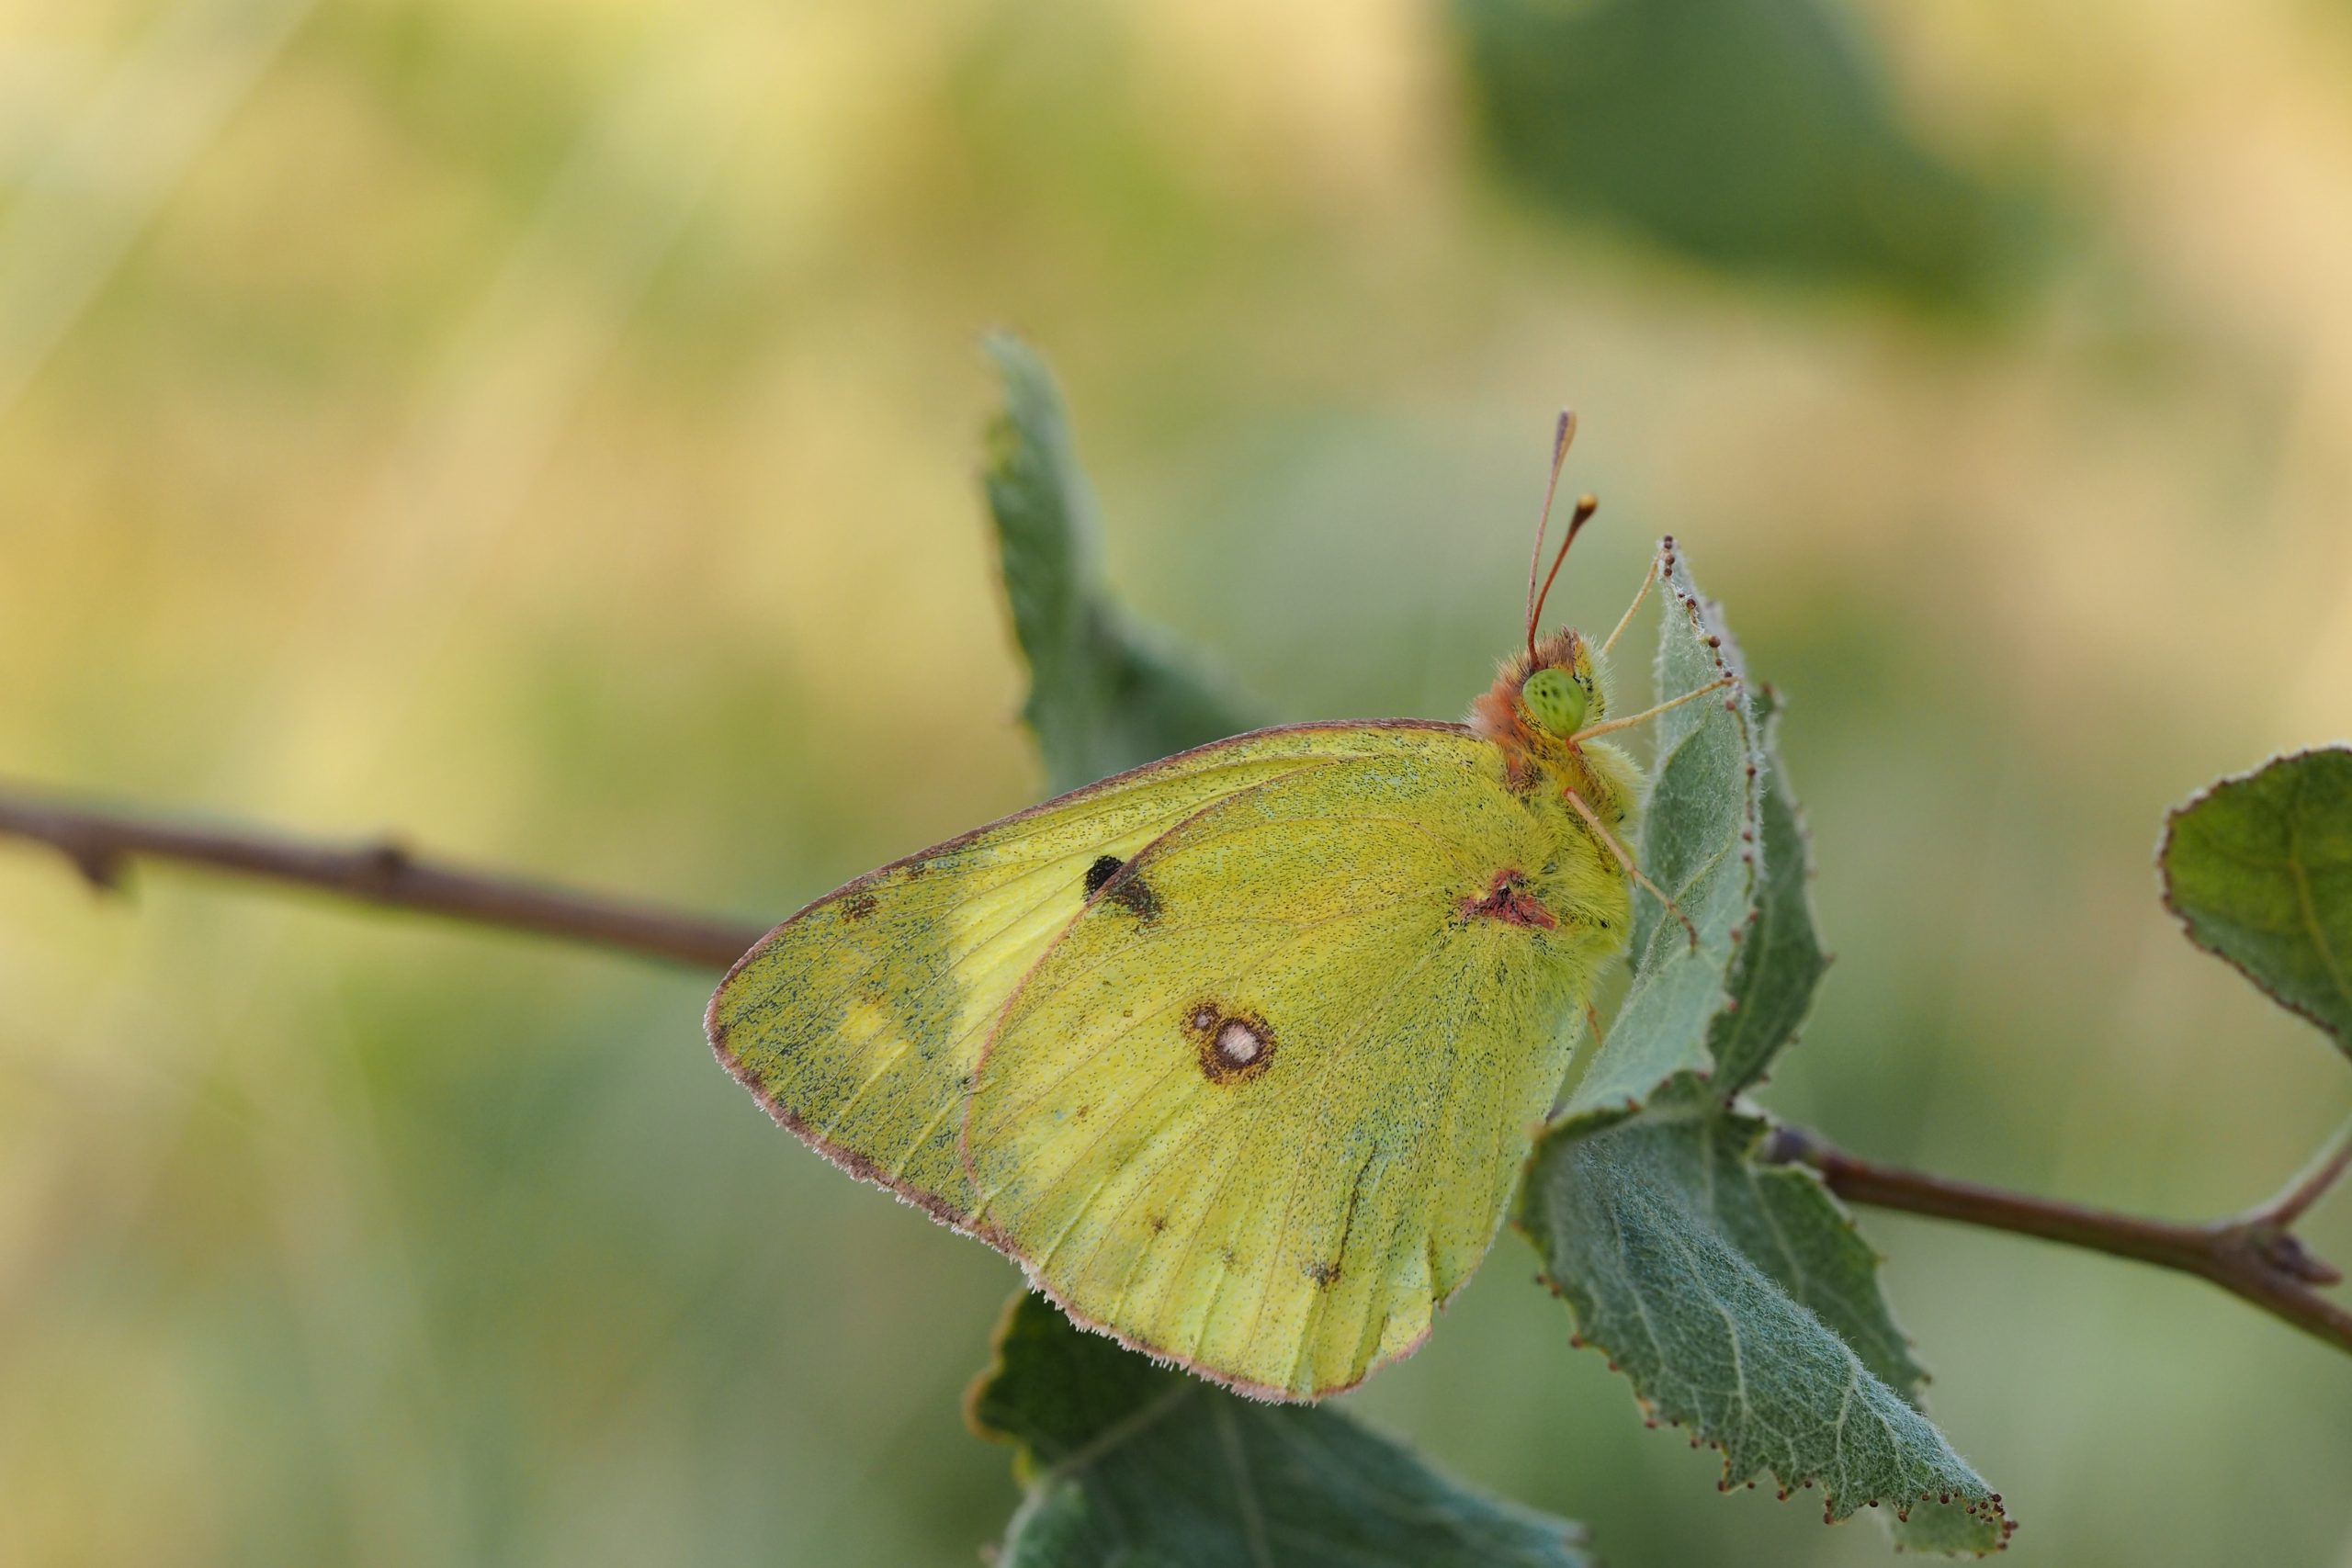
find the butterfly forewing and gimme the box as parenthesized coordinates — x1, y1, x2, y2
(710, 727, 1460, 1221)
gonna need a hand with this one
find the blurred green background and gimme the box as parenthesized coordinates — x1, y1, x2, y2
(3, 0, 2350, 1562)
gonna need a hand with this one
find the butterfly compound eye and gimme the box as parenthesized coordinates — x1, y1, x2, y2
(1521, 667, 1589, 737)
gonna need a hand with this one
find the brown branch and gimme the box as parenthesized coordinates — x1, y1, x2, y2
(0, 780, 769, 970)
(6, 774, 2347, 1357)
(1763, 1124, 2352, 1358)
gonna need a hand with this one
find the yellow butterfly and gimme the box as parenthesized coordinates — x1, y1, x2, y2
(707, 416, 1727, 1400)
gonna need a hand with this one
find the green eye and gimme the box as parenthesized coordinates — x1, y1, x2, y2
(1521, 668, 1589, 736)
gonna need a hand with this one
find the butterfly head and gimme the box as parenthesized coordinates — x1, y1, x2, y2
(1513, 626, 1606, 727)
(1520, 636, 1597, 737)
(1470, 626, 1609, 752)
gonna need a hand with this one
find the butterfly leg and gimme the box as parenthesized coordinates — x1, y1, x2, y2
(1562, 785, 1699, 950)
(1568, 674, 1732, 744)
(1597, 555, 1659, 659)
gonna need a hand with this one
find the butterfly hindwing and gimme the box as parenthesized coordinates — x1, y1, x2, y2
(709, 720, 1629, 1399)
(962, 732, 1623, 1399)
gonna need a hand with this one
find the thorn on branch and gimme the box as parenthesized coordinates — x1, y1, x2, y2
(67, 841, 127, 892)
(2255, 1232, 2342, 1288)
(359, 840, 413, 890)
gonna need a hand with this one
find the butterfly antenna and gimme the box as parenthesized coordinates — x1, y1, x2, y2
(1524, 410, 1578, 666)
(1530, 492, 1600, 661)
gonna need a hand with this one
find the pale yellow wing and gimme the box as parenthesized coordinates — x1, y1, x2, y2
(961, 733, 1631, 1400)
(707, 722, 1492, 1225)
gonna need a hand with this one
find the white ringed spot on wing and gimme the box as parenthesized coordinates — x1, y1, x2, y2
(1182, 1000, 1276, 1085)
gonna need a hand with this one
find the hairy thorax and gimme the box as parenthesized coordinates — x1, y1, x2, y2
(1461, 628, 1645, 953)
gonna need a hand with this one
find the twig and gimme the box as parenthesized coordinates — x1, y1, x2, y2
(5, 776, 2346, 1358)
(1762, 1125, 2352, 1358)
(2248, 1112, 2352, 1229)
(0, 780, 768, 970)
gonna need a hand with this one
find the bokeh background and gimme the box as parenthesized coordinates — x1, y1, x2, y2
(4, 0, 2351, 1562)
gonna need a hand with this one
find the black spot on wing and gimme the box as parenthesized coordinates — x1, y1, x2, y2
(1082, 852, 1162, 922)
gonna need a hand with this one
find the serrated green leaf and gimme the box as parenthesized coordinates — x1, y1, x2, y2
(1531, 549, 2004, 1553)
(1566, 541, 1760, 1118)
(1521, 1093, 2007, 1554)
(982, 333, 1258, 794)
(971, 1293, 1596, 1568)
(1710, 690, 1832, 1094)
(2160, 746, 2352, 1061)
(1450, 0, 2033, 311)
